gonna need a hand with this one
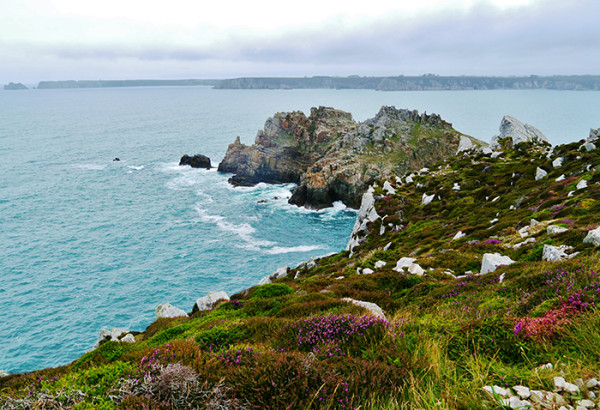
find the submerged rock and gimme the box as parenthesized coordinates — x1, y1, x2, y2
(179, 154, 211, 169)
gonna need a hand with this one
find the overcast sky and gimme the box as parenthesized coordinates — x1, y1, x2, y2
(1, 0, 598, 83)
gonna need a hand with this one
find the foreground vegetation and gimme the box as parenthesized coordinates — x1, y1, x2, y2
(2, 137, 600, 409)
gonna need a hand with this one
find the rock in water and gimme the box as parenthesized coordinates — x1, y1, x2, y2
(218, 106, 484, 209)
(179, 154, 211, 169)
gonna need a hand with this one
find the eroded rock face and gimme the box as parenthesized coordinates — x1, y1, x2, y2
(219, 106, 483, 209)
(491, 115, 549, 149)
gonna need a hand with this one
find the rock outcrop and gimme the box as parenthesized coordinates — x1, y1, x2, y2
(192, 291, 230, 313)
(3, 82, 27, 90)
(490, 115, 549, 149)
(219, 106, 483, 209)
(155, 303, 188, 319)
(179, 154, 211, 169)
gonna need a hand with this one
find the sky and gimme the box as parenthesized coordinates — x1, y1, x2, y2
(1, 0, 598, 83)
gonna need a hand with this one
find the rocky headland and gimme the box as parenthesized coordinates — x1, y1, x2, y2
(218, 106, 484, 209)
(3, 82, 28, 90)
(2, 116, 600, 409)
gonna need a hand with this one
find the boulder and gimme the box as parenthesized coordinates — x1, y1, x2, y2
(499, 396, 531, 409)
(258, 266, 290, 285)
(347, 186, 380, 254)
(383, 180, 396, 195)
(361, 268, 374, 275)
(421, 193, 435, 205)
(121, 334, 136, 343)
(480, 253, 515, 274)
(554, 377, 580, 394)
(583, 227, 600, 247)
(491, 115, 549, 149)
(589, 128, 600, 142)
(155, 303, 188, 319)
(94, 328, 128, 348)
(535, 167, 548, 180)
(374, 260, 387, 269)
(513, 385, 531, 400)
(393, 257, 425, 276)
(456, 135, 476, 153)
(577, 180, 588, 190)
(341, 298, 386, 319)
(179, 154, 211, 169)
(547, 225, 568, 235)
(483, 385, 511, 398)
(453, 231, 466, 240)
(542, 244, 577, 261)
(193, 291, 229, 313)
(553, 157, 564, 168)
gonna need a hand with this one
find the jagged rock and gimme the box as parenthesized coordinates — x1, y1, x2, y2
(582, 142, 597, 151)
(554, 377, 580, 394)
(179, 154, 211, 169)
(121, 334, 135, 343)
(577, 180, 588, 190)
(193, 291, 229, 313)
(548, 225, 568, 235)
(542, 245, 574, 261)
(453, 231, 466, 240)
(219, 106, 483, 209)
(393, 257, 425, 276)
(553, 157, 564, 168)
(383, 180, 396, 194)
(258, 266, 290, 285)
(347, 186, 380, 254)
(421, 193, 435, 205)
(491, 115, 549, 149)
(457, 135, 475, 153)
(342, 298, 386, 319)
(536, 167, 548, 180)
(556, 174, 566, 182)
(480, 253, 515, 274)
(483, 385, 511, 398)
(94, 328, 128, 348)
(583, 227, 600, 247)
(405, 175, 414, 184)
(513, 385, 531, 400)
(513, 238, 536, 249)
(374, 260, 387, 269)
(499, 396, 531, 409)
(589, 128, 600, 142)
(155, 303, 189, 319)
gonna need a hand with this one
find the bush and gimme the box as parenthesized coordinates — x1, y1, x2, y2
(251, 283, 294, 299)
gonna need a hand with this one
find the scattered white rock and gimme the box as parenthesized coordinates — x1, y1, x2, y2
(499, 272, 506, 283)
(513, 238, 536, 249)
(538, 363, 553, 371)
(554, 377, 580, 395)
(121, 334, 136, 343)
(491, 151, 502, 158)
(155, 303, 188, 319)
(453, 231, 466, 240)
(405, 175, 414, 184)
(194, 291, 229, 312)
(583, 227, 600, 247)
(513, 385, 531, 400)
(576, 399, 595, 409)
(582, 142, 597, 151)
(481, 147, 493, 155)
(543, 245, 574, 261)
(383, 242, 392, 251)
(483, 385, 511, 398)
(342, 298, 386, 319)
(94, 328, 128, 348)
(335, 276, 345, 280)
(491, 115, 549, 148)
(393, 257, 425, 276)
(374, 260, 387, 269)
(383, 180, 396, 195)
(500, 396, 532, 409)
(548, 225, 568, 235)
(480, 253, 515, 275)
(577, 180, 588, 190)
(421, 193, 435, 205)
(395, 176, 403, 185)
(379, 225, 386, 235)
(490, 218, 499, 224)
(457, 135, 476, 153)
(347, 186, 380, 254)
(492, 196, 500, 202)
(362, 268, 374, 275)
(518, 226, 530, 237)
(536, 167, 548, 180)
(530, 219, 540, 227)
(553, 157, 564, 168)
(0, 370, 8, 378)
(452, 183, 461, 192)
(586, 379, 599, 388)
(568, 191, 575, 197)
(556, 174, 566, 182)
(258, 265, 290, 285)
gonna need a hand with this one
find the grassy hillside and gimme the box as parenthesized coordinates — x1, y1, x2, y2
(2, 137, 600, 409)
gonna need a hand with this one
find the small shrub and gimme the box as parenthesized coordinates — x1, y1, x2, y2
(251, 283, 294, 299)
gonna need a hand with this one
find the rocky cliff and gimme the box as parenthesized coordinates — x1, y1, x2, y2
(218, 106, 485, 209)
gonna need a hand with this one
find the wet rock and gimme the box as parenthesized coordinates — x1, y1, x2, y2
(179, 154, 211, 169)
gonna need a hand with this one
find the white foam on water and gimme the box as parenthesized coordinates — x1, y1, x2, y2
(127, 165, 144, 171)
(263, 245, 324, 255)
(73, 164, 107, 170)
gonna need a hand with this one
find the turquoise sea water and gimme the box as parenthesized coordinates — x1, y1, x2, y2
(1, 87, 599, 374)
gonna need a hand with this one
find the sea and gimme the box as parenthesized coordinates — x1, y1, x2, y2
(1, 86, 600, 374)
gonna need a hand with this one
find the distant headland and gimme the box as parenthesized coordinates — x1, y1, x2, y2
(7, 75, 600, 91)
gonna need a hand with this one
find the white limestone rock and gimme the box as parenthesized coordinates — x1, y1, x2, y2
(258, 265, 290, 285)
(554, 377, 580, 394)
(362, 268, 374, 275)
(547, 225, 568, 235)
(457, 135, 476, 153)
(536, 167, 548, 180)
(383, 180, 396, 195)
(490, 116, 549, 151)
(480, 253, 515, 275)
(453, 231, 466, 240)
(589, 128, 600, 142)
(452, 182, 461, 192)
(405, 175, 414, 184)
(421, 193, 435, 205)
(513, 238, 536, 249)
(582, 142, 597, 151)
(342, 298, 386, 319)
(94, 328, 127, 349)
(347, 186, 380, 253)
(121, 333, 136, 343)
(393, 257, 425, 276)
(483, 385, 511, 398)
(194, 291, 229, 313)
(576, 399, 596, 408)
(500, 396, 531, 409)
(0, 370, 8, 378)
(583, 227, 600, 247)
(542, 245, 573, 261)
(577, 179, 588, 190)
(481, 147, 493, 155)
(513, 385, 531, 400)
(553, 157, 564, 168)
(155, 303, 189, 319)
(556, 174, 566, 182)
(374, 260, 387, 269)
